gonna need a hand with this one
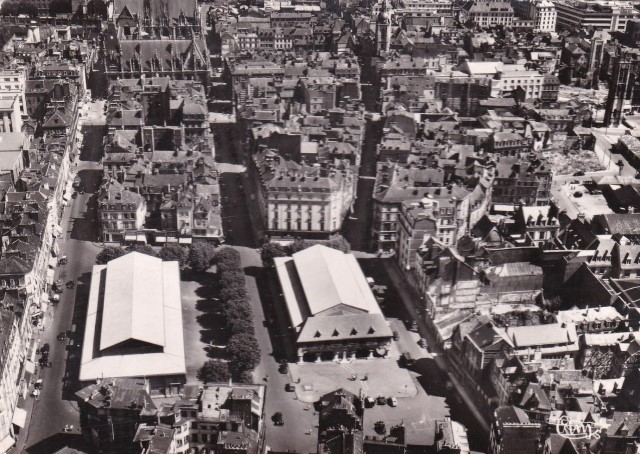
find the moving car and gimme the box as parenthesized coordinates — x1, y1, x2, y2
(57, 332, 66, 341)
(272, 412, 284, 426)
(388, 397, 398, 407)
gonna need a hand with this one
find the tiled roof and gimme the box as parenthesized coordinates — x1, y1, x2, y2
(297, 313, 391, 343)
(505, 323, 578, 348)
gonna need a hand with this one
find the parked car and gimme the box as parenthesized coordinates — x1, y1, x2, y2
(402, 352, 415, 367)
(51, 293, 60, 303)
(419, 338, 428, 349)
(388, 397, 398, 407)
(573, 171, 585, 176)
(410, 321, 418, 332)
(278, 362, 288, 374)
(376, 395, 387, 405)
(574, 191, 583, 198)
(285, 383, 295, 392)
(40, 343, 50, 354)
(364, 396, 376, 408)
(392, 331, 399, 341)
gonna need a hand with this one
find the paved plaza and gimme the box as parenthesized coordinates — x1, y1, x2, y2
(289, 358, 419, 403)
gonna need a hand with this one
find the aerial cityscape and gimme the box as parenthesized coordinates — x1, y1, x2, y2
(0, 0, 638, 452)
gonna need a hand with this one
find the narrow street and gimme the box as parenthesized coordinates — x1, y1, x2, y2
(213, 120, 320, 453)
(380, 259, 490, 446)
(14, 124, 104, 454)
(342, 119, 380, 251)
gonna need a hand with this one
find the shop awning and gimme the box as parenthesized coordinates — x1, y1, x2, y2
(136, 233, 146, 243)
(48, 257, 57, 268)
(51, 241, 60, 256)
(178, 238, 193, 244)
(47, 269, 55, 285)
(53, 225, 63, 237)
(24, 361, 36, 374)
(0, 435, 15, 452)
(12, 407, 26, 428)
(156, 236, 167, 243)
(41, 292, 48, 304)
(62, 193, 70, 202)
(31, 310, 42, 318)
(167, 237, 179, 243)
(124, 234, 136, 241)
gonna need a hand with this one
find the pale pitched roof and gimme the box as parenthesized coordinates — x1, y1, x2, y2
(297, 314, 391, 343)
(504, 323, 577, 348)
(275, 245, 382, 328)
(100, 252, 166, 350)
(0, 132, 26, 151)
(292, 245, 380, 316)
(80, 253, 185, 381)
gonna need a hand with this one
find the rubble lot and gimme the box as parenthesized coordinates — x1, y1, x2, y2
(558, 85, 608, 105)
(546, 148, 604, 175)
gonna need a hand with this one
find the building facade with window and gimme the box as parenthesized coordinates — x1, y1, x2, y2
(251, 149, 356, 239)
(98, 181, 147, 243)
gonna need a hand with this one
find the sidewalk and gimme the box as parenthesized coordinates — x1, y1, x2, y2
(12, 187, 76, 453)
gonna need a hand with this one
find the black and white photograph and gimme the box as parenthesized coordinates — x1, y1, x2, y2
(0, 0, 636, 452)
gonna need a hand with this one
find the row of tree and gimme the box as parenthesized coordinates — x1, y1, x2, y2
(260, 235, 351, 267)
(198, 248, 260, 383)
(95, 243, 218, 272)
